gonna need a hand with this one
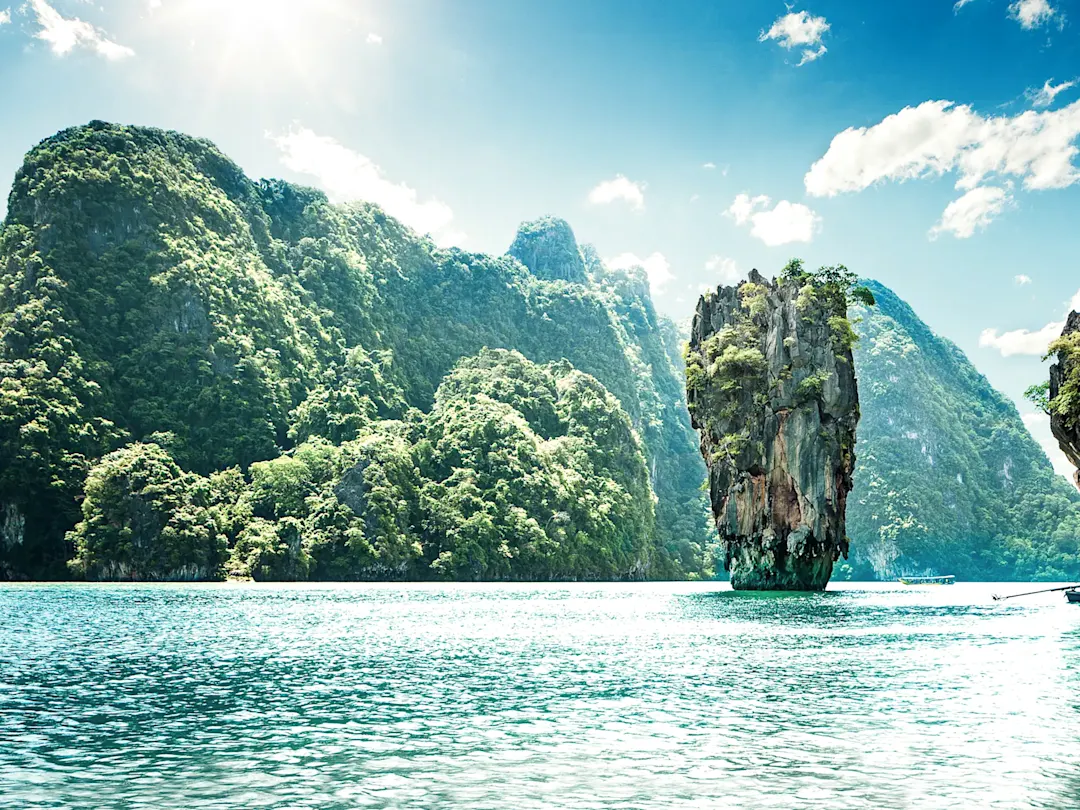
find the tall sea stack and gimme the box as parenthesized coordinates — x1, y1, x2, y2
(686, 269, 860, 590)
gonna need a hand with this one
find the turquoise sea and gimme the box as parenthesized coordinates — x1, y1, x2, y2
(1, 582, 1078, 809)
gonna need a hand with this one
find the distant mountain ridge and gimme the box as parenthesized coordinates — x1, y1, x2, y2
(847, 280, 1080, 580)
(2, 120, 1076, 582)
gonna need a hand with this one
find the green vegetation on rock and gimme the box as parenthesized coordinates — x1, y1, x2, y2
(847, 281, 1080, 580)
(0, 122, 713, 581)
(687, 266, 862, 590)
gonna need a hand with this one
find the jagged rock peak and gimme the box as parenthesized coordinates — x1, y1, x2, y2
(685, 268, 860, 590)
(507, 216, 588, 283)
(1050, 310, 1080, 487)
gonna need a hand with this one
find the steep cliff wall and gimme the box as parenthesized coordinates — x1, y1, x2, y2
(686, 270, 860, 590)
(1050, 311, 1080, 487)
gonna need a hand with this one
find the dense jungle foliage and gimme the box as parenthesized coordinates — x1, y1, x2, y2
(0, 122, 712, 581)
(66, 349, 657, 581)
(846, 281, 1080, 580)
(4, 122, 1078, 582)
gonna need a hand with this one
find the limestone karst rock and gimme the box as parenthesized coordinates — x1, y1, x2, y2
(686, 269, 860, 590)
(1050, 310, 1080, 487)
(507, 217, 588, 283)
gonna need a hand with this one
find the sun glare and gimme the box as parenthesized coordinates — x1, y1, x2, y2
(200, 0, 298, 41)
(156, 0, 374, 103)
(162, 0, 367, 54)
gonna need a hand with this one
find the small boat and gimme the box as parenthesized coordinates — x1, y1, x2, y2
(898, 575, 955, 586)
(993, 584, 1080, 602)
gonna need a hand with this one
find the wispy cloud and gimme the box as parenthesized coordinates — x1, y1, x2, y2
(366, 32, 382, 45)
(953, 0, 978, 11)
(705, 255, 744, 285)
(725, 193, 821, 246)
(0, 8, 10, 25)
(1015, 274, 1033, 285)
(702, 162, 717, 170)
(29, 0, 135, 60)
(588, 175, 646, 210)
(1028, 78, 1076, 108)
(979, 320, 1063, 356)
(805, 98, 1080, 238)
(1009, 0, 1058, 29)
(930, 186, 1011, 239)
(606, 251, 673, 292)
(980, 289, 1080, 356)
(759, 10, 829, 66)
(271, 126, 464, 247)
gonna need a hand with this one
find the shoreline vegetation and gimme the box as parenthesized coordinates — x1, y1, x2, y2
(1, 122, 1079, 583)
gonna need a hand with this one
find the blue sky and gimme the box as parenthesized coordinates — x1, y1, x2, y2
(2, 0, 1080, 474)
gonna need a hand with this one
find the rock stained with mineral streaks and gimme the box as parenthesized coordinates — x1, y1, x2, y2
(686, 269, 860, 590)
(1050, 310, 1080, 487)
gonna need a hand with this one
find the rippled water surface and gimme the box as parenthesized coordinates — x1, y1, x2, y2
(2, 582, 1079, 809)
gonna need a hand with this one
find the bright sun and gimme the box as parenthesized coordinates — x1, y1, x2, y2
(157, 0, 370, 90)
(164, 0, 364, 51)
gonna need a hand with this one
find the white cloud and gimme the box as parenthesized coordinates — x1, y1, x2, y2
(1029, 78, 1076, 108)
(979, 321, 1063, 356)
(1009, 0, 1057, 29)
(0, 8, 10, 25)
(796, 44, 827, 66)
(271, 126, 463, 246)
(366, 32, 382, 45)
(588, 175, 645, 210)
(705, 256, 744, 285)
(759, 10, 829, 66)
(1015, 274, 1032, 285)
(806, 99, 1080, 196)
(726, 192, 770, 225)
(702, 162, 717, 170)
(606, 251, 674, 292)
(805, 97, 1080, 236)
(1022, 412, 1076, 479)
(29, 0, 135, 59)
(954, 0, 978, 10)
(930, 186, 1011, 239)
(725, 193, 821, 246)
(980, 287, 1080, 356)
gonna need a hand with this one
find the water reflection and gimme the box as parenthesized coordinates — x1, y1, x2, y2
(0, 582, 1078, 809)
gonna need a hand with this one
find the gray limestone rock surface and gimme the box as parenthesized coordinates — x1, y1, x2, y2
(686, 270, 860, 590)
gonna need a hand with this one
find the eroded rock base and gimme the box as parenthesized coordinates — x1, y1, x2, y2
(727, 536, 834, 591)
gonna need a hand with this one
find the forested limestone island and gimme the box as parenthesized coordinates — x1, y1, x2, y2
(848, 282, 1080, 581)
(0, 122, 715, 582)
(3, 121, 1080, 584)
(685, 263, 868, 590)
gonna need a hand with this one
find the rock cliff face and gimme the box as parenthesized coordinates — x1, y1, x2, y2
(686, 270, 860, 590)
(1050, 310, 1080, 487)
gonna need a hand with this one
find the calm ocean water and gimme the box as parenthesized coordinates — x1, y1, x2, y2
(1, 582, 1078, 809)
